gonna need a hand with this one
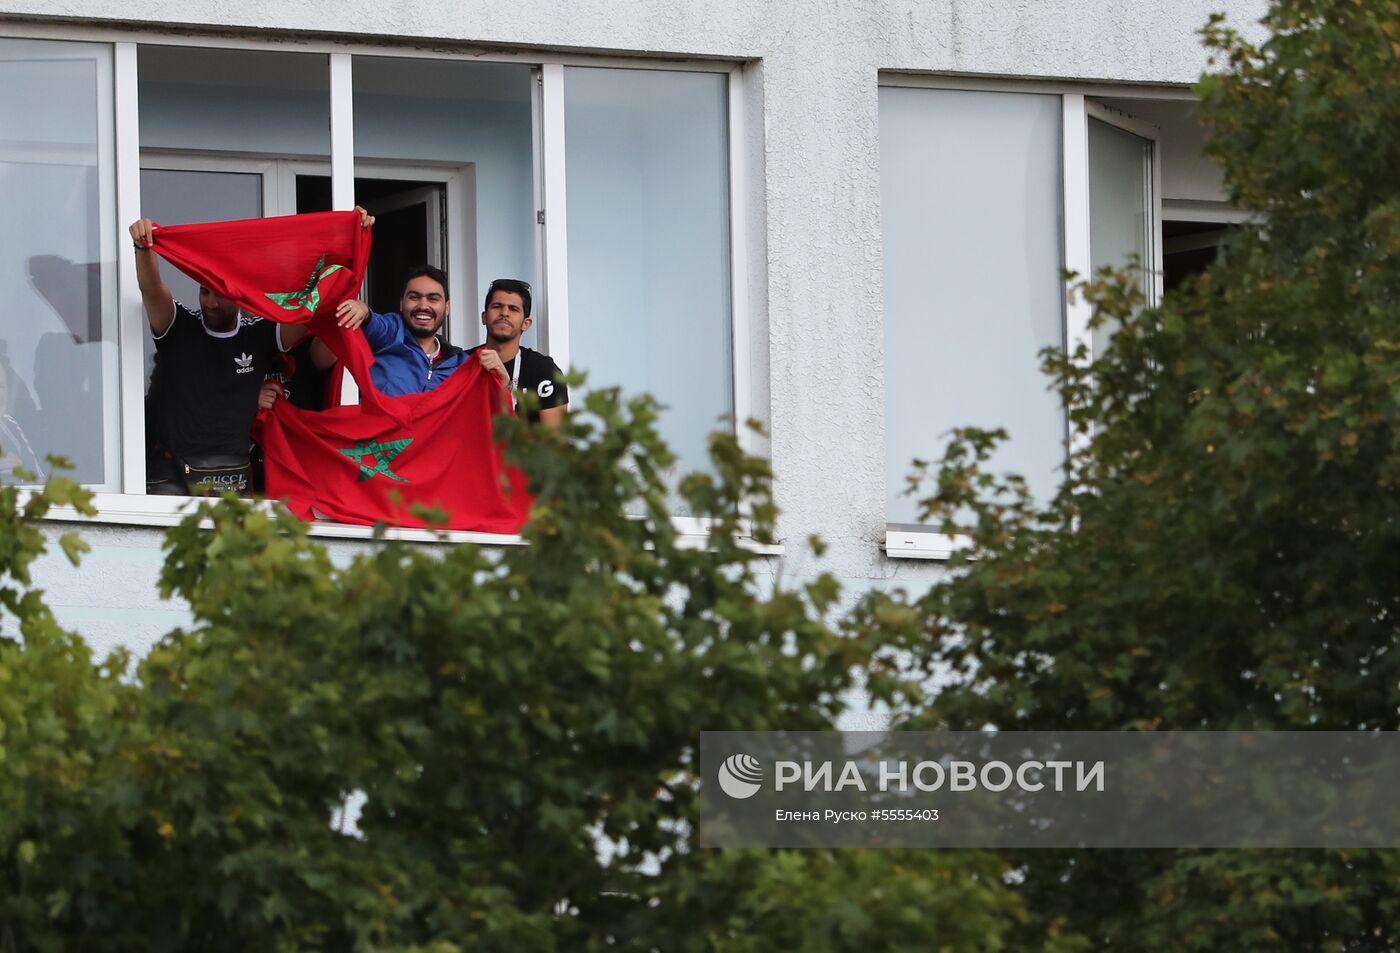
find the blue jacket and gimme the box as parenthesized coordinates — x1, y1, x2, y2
(362, 311, 466, 396)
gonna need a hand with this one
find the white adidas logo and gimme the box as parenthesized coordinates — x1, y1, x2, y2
(234, 352, 254, 374)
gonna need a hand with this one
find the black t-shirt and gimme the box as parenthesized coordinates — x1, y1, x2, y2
(146, 302, 282, 459)
(467, 345, 568, 423)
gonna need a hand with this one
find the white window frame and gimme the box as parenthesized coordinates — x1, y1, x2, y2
(273, 158, 475, 341)
(537, 61, 751, 540)
(878, 76, 1205, 560)
(0, 39, 125, 492)
(137, 154, 475, 411)
(535, 61, 751, 448)
(3, 23, 762, 549)
(1084, 98, 1164, 310)
(139, 155, 475, 325)
(139, 153, 279, 215)
(1070, 97, 1163, 461)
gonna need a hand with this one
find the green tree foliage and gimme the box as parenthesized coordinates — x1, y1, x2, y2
(0, 398, 1078, 952)
(851, 0, 1400, 948)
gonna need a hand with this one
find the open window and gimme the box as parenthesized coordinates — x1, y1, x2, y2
(1086, 102, 1161, 356)
(879, 86, 1066, 550)
(135, 50, 518, 433)
(1091, 97, 1246, 294)
(2, 29, 746, 536)
(353, 183, 446, 315)
(880, 82, 1236, 558)
(295, 172, 460, 407)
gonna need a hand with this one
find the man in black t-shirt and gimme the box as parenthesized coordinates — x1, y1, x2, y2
(467, 278, 568, 426)
(130, 217, 310, 494)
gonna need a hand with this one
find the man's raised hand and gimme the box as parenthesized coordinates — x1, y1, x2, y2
(336, 299, 370, 329)
(129, 218, 156, 249)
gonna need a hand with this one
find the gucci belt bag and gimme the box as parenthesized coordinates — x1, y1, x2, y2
(178, 452, 250, 495)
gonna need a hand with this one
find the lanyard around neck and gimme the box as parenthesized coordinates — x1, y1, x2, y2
(508, 350, 522, 410)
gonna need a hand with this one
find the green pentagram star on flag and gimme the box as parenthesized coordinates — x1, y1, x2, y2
(338, 437, 414, 483)
(264, 252, 345, 314)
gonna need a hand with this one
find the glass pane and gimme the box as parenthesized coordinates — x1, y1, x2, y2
(0, 39, 119, 487)
(565, 67, 732, 481)
(137, 46, 328, 474)
(1088, 116, 1152, 358)
(352, 58, 536, 344)
(879, 86, 1064, 524)
(138, 46, 329, 156)
(138, 168, 263, 387)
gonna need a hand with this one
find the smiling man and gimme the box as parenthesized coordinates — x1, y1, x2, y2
(316, 265, 465, 397)
(468, 278, 568, 427)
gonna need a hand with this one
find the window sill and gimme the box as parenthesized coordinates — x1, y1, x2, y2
(882, 528, 970, 561)
(36, 493, 784, 554)
(38, 493, 527, 546)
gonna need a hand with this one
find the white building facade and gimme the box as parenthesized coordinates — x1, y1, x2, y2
(0, 0, 1266, 658)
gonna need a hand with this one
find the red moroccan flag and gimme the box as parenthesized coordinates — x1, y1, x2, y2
(153, 211, 531, 533)
(148, 210, 391, 417)
(256, 360, 532, 533)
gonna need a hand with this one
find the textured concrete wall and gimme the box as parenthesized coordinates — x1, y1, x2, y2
(27, 521, 433, 657)
(28, 523, 189, 659)
(4, 0, 1262, 79)
(2, 0, 1269, 649)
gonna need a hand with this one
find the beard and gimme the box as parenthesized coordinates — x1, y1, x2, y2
(407, 310, 441, 339)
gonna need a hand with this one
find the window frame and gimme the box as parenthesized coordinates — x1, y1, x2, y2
(1, 22, 756, 546)
(136, 154, 476, 412)
(0, 37, 125, 491)
(1085, 98, 1165, 310)
(878, 75, 1206, 560)
(139, 154, 476, 338)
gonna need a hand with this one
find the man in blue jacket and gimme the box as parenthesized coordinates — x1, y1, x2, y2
(312, 265, 465, 397)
